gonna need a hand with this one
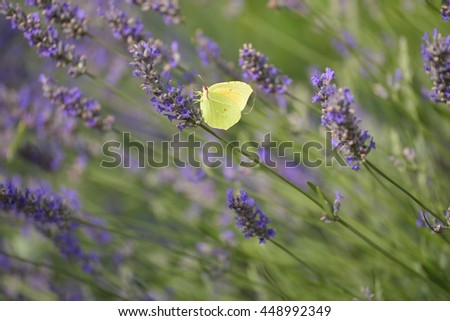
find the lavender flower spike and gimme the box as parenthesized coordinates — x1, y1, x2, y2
(441, 1, 449, 21)
(0, 180, 98, 272)
(421, 29, 450, 105)
(226, 189, 276, 244)
(26, 0, 89, 39)
(267, 0, 308, 13)
(239, 43, 292, 95)
(130, 41, 202, 131)
(0, 180, 74, 228)
(0, 1, 86, 77)
(127, 0, 182, 25)
(195, 29, 221, 66)
(40, 75, 114, 131)
(311, 68, 375, 171)
(100, 3, 179, 69)
(100, 1, 150, 46)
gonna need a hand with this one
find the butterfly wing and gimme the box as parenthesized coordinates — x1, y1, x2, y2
(200, 81, 253, 130)
(208, 81, 254, 112)
(200, 92, 241, 130)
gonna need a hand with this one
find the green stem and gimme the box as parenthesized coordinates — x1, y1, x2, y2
(335, 217, 450, 295)
(0, 249, 127, 300)
(85, 72, 144, 110)
(286, 92, 321, 115)
(270, 239, 361, 299)
(199, 124, 321, 207)
(6, 121, 27, 163)
(74, 217, 219, 267)
(364, 160, 443, 223)
(75, 217, 283, 295)
(87, 33, 130, 60)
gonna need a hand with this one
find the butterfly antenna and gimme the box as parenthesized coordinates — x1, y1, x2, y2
(197, 74, 209, 98)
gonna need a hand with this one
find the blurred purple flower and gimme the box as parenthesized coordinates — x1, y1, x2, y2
(83, 216, 112, 245)
(333, 191, 342, 216)
(441, 0, 449, 21)
(18, 142, 65, 172)
(0, 179, 100, 271)
(40, 74, 114, 131)
(195, 29, 221, 66)
(26, 0, 89, 38)
(417, 209, 449, 233)
(0, 1, 87, 77)
(266, 0, 308, 13)
(332, 30, 357, 57)
(0, 252, 11, 271)
(0, 180, 75, 228)
(127, 0, 182, 24)
(239, 43, 292, 95)
(100, 3, 179, 69)
(226, 189, 276, 244)
(195, 29, 238, 78)
(99, 1, 149, 45)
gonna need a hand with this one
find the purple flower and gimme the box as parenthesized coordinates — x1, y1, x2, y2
(99, 1, 150, 45)
(311, 68, 375, 171)
(239, 43, 292, 95)
(0, 179, 100, 271)
(194, 29, 238, 78)
(195, 29, 221, 66)
(441, 1, 449, 21)
(83, 216, 112, 245)
(40, 75, 114, 131)
(332, 30, 357, 57)
(333, 191, 342, 215)
(421, 29, 450, 105)
(26, 0, 89, 38)
(226, 189, 276, 244)
(130, 41, 202, 131)
(0, 84, 93, 172)
(54, 231, 83, 258)
(18, 142, 65, 172)
(0, 180, 75, 228)
(100, 2, 179, 69)
(417, 209, 449, 233)
(127, 0, 182, 25)
(266, 0, 308, 13)
(311, 67, 336, 104)
(416, 210, 429, 228)
(0, 1, 86, 77)
(0, 253, 11, 271)
(182, 166, 206, 183)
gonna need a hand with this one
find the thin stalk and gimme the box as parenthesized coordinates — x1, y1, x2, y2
(199, 124, 321, 207)
(270, 239, 361, 299)
(286, 91, 321, 115)
(87, 33, 130, 60)
(335, 217, 450, 295)
(74, 217, 282, 295)
(85, 71, 145, 111)
(364, 160, 443, 223)
(0, 249, 127, 300)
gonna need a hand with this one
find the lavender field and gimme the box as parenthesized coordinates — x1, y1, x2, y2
(0, 0, 449, 300)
